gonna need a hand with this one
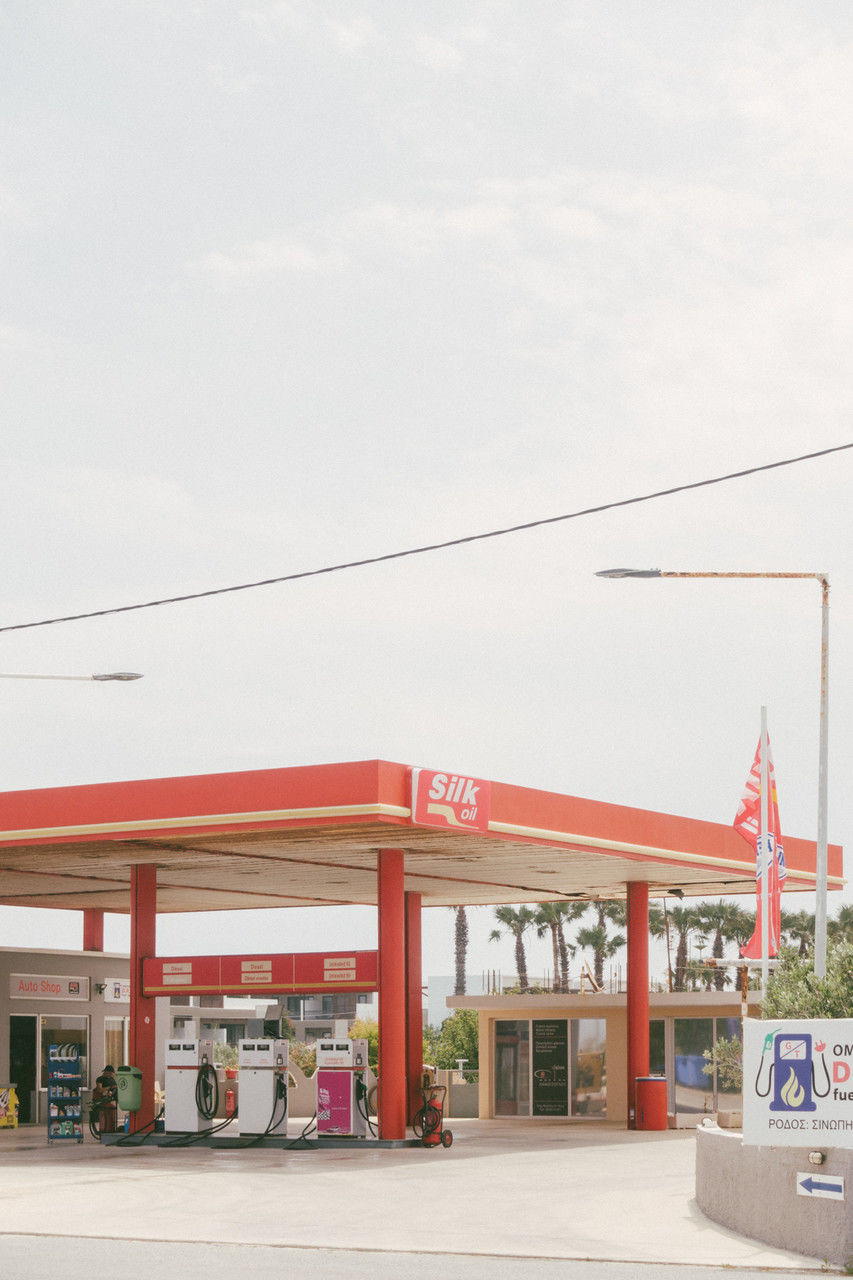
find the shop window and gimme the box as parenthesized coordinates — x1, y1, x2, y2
(494, 1020, 530, 1115)
(674, 1018, 714, 1116)
(104, 1017, 126, 1072)
(713, 1016, 743, 1111)
(572, 1019, 606, 1116)
(649, 1019, 666, 1077)
(532, 1020, 569, 1117)
(40, 1015, 89, 1091)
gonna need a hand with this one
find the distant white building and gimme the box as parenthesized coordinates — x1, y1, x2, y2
(427, 975, 488, 1029)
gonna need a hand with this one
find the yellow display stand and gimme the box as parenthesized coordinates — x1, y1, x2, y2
(0, 1086, 19, 1128)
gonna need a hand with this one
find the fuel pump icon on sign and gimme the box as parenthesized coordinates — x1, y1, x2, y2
(755, 1031, 831, 1112)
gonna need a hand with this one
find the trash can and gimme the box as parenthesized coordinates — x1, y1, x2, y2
(116, 1065, 143, 1113)
(635, 1076, 668, 1130)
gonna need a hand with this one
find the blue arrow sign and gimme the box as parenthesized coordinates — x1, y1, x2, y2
(797, 1173, 844, 1200)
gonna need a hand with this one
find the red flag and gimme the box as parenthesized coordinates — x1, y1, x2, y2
(735, 734, 787, 958)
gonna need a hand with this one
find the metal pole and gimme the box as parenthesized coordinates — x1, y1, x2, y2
(760, 707, 770, 991)
(814, 576, 830, 978)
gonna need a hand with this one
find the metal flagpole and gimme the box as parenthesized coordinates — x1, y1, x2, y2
(760, 706, 770, 991)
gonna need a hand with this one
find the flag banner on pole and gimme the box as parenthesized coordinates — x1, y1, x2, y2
(735, 735, 787, 958)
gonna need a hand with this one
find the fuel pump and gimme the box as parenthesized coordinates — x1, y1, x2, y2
(164, 1039, 217, 1133)
(315, 1039, 370, 1138)
(236, 1039, 289, 1136)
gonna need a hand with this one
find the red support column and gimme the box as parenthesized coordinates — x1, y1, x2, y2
(129, 865, 157, 1134)
(82, 908, 104, 952)
(377, 848, 407, 1140)
(405, 891, 423, 1125)
(626, 881, 650, 1130)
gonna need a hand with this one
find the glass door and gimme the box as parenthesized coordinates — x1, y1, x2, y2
(9, 1016, 37, 1124)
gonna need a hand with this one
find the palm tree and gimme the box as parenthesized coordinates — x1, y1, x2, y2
(828, 904, 853, 944)
(490, 905, 537, 992)
(781, 908, 814, 957)
(574, 901, 626, 989)
(534, 903, 562, 992)
(534, 903, 578, 992)
(695, 900, 743, 991)
(449, 906, 468, 994)
(559, 902, 588, 991)
(727, 905, 757, 989)
(666, 904, 701, 992)
(649, 905, 671, 990)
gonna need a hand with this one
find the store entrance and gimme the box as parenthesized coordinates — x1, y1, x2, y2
(9, 1016, 37, 1124)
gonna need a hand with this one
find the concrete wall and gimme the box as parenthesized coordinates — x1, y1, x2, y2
(696, 1125, 853, 1268)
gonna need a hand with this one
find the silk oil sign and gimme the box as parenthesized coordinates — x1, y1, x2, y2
(410, 767, 490, 834)
(743, 1018, 853, 1148)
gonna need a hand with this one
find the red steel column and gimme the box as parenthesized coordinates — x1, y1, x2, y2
(129, 865, 157, 1133)
(405, 891, 423, 1125)
(377, 848, 407, 1140)
(626, 881, 650, 1129)
(82, 908, 104, 952)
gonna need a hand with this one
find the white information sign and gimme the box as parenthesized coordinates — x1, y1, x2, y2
(104, 978, 131, 1003)
(743, 1018, 853, 1148)
(796, 1173, 844, 1200)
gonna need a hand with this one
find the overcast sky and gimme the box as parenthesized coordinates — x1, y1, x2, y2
(1, 2, 851, 992)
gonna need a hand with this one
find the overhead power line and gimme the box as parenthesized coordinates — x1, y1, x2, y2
(1, 441, 850, 635)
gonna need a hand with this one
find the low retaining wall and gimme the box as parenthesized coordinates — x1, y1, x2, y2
(696, 1124, 853, 1268)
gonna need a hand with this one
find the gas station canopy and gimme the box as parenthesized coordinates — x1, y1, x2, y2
(0, 759, 841, 914)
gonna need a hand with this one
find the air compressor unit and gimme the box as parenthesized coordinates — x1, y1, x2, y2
(236, 1038, 289, 1136)
(164, 1038, 217, 1133)
(315, 1038, 370, 1138)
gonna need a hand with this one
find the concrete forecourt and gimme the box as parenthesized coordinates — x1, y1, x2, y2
(0, 1120, 834, 1278)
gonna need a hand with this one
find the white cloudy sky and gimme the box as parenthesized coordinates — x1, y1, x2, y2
(1, 2, 851, 989)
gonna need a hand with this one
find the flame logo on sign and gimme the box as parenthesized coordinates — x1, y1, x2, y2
(780, 1067, 806, 1109)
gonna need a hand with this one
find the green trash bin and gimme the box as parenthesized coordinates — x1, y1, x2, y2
(116, 1065, 142, 1113)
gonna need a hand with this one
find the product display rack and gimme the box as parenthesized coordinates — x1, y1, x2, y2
(46, 1043, 84, 1143)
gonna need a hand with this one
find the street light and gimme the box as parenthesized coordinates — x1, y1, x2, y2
(0, 671, 143, 681)
(596, 568, 830, 978)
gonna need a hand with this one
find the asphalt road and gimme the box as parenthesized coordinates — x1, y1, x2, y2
(0, 1238, 834, 1280)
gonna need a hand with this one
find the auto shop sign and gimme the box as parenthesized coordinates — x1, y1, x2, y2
(10, 973, 90, 1001)
(410, 767, 490, 834)
(743, 1018, 853, 1148)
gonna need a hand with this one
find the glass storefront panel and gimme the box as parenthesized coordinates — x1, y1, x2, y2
(714, 1016, 743, 1111)
(572, 1019, 606, 1116)
(674, 1018, 714, 1116)
(495, 1020, 529, 1115)
(532, 1020, 568, 1116)
(649, 1019, 666, 1077)
(104, 1017, 126, 1072)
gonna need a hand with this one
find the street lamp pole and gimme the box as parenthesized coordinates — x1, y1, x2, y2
(0, 672, 143, 682)
(596, 568, 830, 978)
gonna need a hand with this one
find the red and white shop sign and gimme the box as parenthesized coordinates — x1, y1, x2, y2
(410, 767, 490, 834)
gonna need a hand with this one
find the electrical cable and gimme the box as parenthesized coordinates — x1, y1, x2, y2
(195, 1062, 218, 1121)
(113, 1105, 165, 1146)
(1, 442, 849, 635)
(355, 1075, 377, 1138)
(160, 1109, 239, 1147)
(284, 1112, 318, 1149)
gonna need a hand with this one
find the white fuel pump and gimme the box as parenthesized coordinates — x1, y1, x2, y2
(315, 1038, 370, 1137)
(164, 1039, 217, 1133)
(236, 1038, 289, 1136)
